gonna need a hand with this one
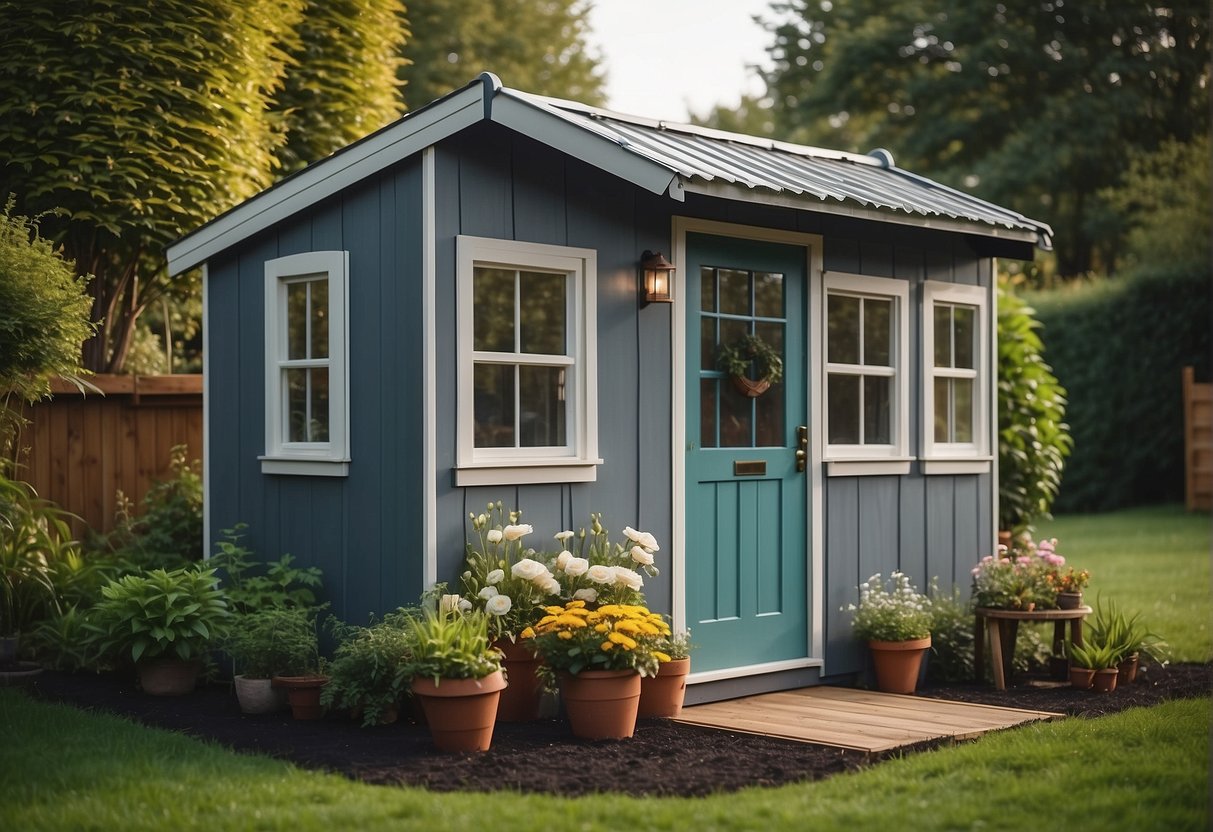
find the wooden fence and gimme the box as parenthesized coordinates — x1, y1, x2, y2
(1183, 366, 1212, 512)
(15, 375, 203, 536)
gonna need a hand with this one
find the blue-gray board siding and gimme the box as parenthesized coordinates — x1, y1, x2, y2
(206, 161, 426, 623)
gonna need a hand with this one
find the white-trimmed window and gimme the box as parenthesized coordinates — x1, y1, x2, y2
(921, 281, 990, 473)
(455, 236, 600, 486)
(822, 272, 910, 475)
(261, 251, 350, 476)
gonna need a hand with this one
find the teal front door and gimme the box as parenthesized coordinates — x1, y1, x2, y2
(685, 233, 808, 674)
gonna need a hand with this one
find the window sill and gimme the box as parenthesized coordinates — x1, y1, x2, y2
(920, 458, 992, 475)
(825, 458, 913, 477)
(260, 456, 350, 477)
(454, 458, 603, 487)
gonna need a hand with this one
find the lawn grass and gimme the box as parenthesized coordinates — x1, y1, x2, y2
(1, 689, 1207, 831)
(1036, 504, 1212, 662)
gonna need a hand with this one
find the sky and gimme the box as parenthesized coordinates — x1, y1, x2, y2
(586, 0, 776, 122)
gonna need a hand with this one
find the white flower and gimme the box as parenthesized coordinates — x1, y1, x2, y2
(439, 594, 463, 614)
(564, 557, 590, 577)
(502, 523, 534, 541)
(554, 550, 573, 571)
(573, 588, 598, 603)
(511, 557, 548, 581)
(459, 598, 472, 612)
(555, 530, 574, 542)
(630, 545, 654, 566)
(487, 529, 503, 544)
(623, 526, 660, 552)
(587, 564, 615, 584)
(485, 594, 512, 615)
(478, 585, 499, 600)
(613, 565, 644, 592)
(486, 568, 504, 585)
(537, 575, 562, 595)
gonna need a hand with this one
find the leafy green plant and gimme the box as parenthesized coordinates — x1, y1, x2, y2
(0, 473, 76, 637)
(86, 567, 230, 664)
(926, 583, 974, 682)
(970, 552, 1057, 610)
(1067, 639, 1120, 671)
(1087, 596, 1168, 665)
(322, 609, 420, 726)
(26, 606, 101, 671)
(113, 446, 203, 564)
(716, 332, 784, 386)
(997, 281, 1072, 533)
(404, 608, 502, 684)
(847, 572, 931, 642)
(224, 607, 325, 680)
(208, 524, 324, 614)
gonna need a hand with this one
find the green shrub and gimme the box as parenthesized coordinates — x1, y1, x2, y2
(225, 607, 327, 679)
(0, 473, 76, 638)
(926, 584, 974, 682)
(209, 524, 324, 614)
(97, 445, 202, 569)
(1029, 265, 1212, 511)
(322, 609, 420, 726)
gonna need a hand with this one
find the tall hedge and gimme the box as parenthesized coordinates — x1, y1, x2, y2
(1027, 266, 1212, 512)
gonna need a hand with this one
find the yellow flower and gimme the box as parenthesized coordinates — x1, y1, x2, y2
(519, 626, 535, 639)
(615, 620, 641, 635)
(544, 605, 565, 615)
(566, 600, 587, 609)
(538, 615, 558, 627)
(556, 614, 588, 628)
(594, 623, 609, 633)
(654, 651, 672, 663)
(600, 641, 614, 651)
(557, 631, 573, 640)
(607, 631, 638, 650)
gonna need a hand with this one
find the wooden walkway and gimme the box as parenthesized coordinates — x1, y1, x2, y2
(675, 686, 1060, 753)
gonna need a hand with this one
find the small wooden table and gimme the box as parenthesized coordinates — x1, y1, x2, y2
(974, 606, 1092, 690)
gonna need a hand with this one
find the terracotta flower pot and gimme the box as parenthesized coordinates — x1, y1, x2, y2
(1092, 667, 1119, 693)
(234, 675, 285, 714)
(138, 658, 201, 696)
(1056, 592, 1083, 610)
(1117, 653, 1139, 684)
(731, 376, 771, 398)
(411, 670, 506, 752)
(273, 675, 330, 719)
(867, 637, 931, 695)
(638, 657, 691, 718)
(494, 638, 544, 722)
(558, 669, 641, 740)
(1069, 666, 1096, 690)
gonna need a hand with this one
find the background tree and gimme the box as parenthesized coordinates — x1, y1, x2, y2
(400, 0, 605, 109)
(757, 0, 1209, 279)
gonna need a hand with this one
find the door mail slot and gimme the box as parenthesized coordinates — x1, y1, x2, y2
(733, 460, 766, 476)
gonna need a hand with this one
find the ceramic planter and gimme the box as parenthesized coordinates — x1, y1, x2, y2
(1069, 666, 1096, 690)
(1092, 667, 1119, 693)
(638, 657, 691, 718)
(1117, 653, 1139, 684)
(234, 675, 286, 714)
(138, 658, 201, 696)
(411, 670, 506, 752)
(867, 637, 931, 695)
(494, 638, 544, 722)
(1056, 592, 1083, 610)
(273, 675, 330, 719)
(558, 669, 642, 739)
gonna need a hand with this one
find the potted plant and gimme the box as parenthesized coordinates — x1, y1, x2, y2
(970, 549, 1057, 611)
(1087, 597, 1167, 685)
(638, 628, 692, 718)
(531, 600, 670, 739)
(87, 566, 231, 695)
(1067, 639, 1120, 692)
(848, 572, 932, 694)
(404, 606, 505, 752)
(547, 512, 661, 608)
(716, 332, 783, 397)
(1032, 537, 1090, 609)
(322, 608, 419, 726)
(268, 607, 330, 719)
(224, 608, 320, 713)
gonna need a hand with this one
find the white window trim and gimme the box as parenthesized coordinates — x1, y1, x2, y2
(261, 251, 350, 477)
(822, 271, 910, 475)
(921, 280, 991, 473)
(454, 235, 601, 487)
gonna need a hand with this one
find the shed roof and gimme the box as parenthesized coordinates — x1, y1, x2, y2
(167, 73, 1051, 275)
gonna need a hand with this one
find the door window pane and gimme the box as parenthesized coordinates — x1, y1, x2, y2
(473, 268, 515, 352)
(473, 363, 515, 448)
(827, 294, 860, 364)
(519, 271, 566, 355)
(700, 379, 718, 449)
(754, 378, 784, 447)
(754, 271, 784, 318)
(519, 365, 566, 447)
(700, 266, 716, 312)
(719, 380, 753, 448)
(827, 374, 860, 444)
(863, 376, 891, 444)
(863, 298, 892, 366)
(718, 268, 751, 316)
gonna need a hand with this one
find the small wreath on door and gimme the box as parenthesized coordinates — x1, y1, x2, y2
(717, 333, 783, 398)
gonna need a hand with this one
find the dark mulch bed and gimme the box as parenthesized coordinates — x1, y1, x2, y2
(17, 662, 1211, 798)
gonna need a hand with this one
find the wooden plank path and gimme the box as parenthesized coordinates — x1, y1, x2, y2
(675, 686, 1060, 753)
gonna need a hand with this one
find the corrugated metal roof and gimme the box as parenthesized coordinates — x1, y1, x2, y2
(506, 89, 1052, 248)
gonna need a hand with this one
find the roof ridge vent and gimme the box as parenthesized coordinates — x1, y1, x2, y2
(867, 148, 895, 168)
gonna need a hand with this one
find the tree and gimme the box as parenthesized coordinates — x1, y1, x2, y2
(758, 0, 1209, 278)
(400, 0, 605, 110)
(0, 201, 95, 460)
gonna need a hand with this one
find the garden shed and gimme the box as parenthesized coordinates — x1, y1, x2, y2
(166, 72, 1051, 703)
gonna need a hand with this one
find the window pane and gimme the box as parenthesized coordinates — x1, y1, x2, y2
(953, 377, 974, 443)
(863, 376, 891, 445)
(933, 304, 952, 368)
(718, 318, 749, 372)
(310, 279, 328, 359)
(287, 283, 308, 360)
(286, 368, 307, 442)
(309, 368, 329, 442)
(719, 268, 750, 316)
(473, 268, 515, 352)
(700, 316, 717, 371)
(754, 271, 784, 318)
(700, 379, 718, 449)
(519, 365, 566, 447)
(827, 373, 860, 444)
(864, 298, 892, 366)
(720, 379, 753, 447)
(954, 305, 976, 370)
(700, 267, 716, 312)
(934, 378, 950, 443)
(520, 271, 566, 355)
(473, 363, 515, 448)
(827, 294, 860, 364)
(754, 377, 784, 447)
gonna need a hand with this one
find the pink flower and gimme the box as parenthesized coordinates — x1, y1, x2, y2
(1042, 553, 1065, 567)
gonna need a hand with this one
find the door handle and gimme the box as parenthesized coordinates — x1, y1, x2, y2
(796, 425, 808, 473)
